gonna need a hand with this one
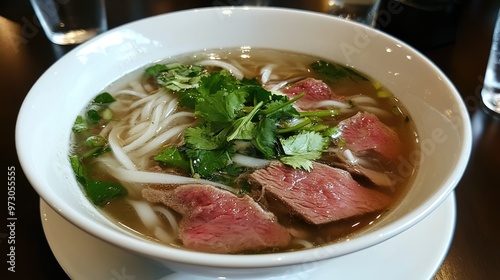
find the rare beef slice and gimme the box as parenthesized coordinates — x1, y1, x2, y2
(142, 184, 291, 254)
(338, 111, 402, 162)
(249, 162, 391, 225)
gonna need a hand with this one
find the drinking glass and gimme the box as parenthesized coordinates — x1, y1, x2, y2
(482, 9, 500, 114)
(324, 0, 382, 26)
(31, 0, 107, 45)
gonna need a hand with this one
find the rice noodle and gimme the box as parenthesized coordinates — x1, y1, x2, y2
(101, 164, 238, 193)
(123, 99, 167, 152)
(307, 99, 350, 109)
(328, 147, 374, 168)
(231, 154, 270, 168)
(153, 206, 179, 235)
(108, 127, 137, 170)
(154, 227, 173, 243)
(99, 122, 113, 137)
(127, 122, 149, 136)
(130, 80, 147, 94)
(105, 88, 196, 164)
(349, 95, 378, 105)
(260, 64, 274, 84)
(343, 149, 357, 165)
(157, 110, 193, 131)
(357, 105, 392, 118)
(133, 123, 192, 157)
(124, 100, 179, 143)
(291, 238, 314, 249)
(128, 200, 161, 230)
(268, 76, 304, 91)
(196, 59, 244, 79)
(268, 81, 288, 92)
(113, 89, 148, 99)
(160, 98, 179, 121)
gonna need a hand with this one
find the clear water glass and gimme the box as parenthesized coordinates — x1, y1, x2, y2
(482, 9, 500, 114)
(324, 0, 382, 26)
(31, 0, 107, 45)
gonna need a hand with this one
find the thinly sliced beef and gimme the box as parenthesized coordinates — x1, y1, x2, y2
(250, 162, 391, 225)
(142, 184, 291, 254)
(282, 78, 341, 109)
(338, 111, 402, 162)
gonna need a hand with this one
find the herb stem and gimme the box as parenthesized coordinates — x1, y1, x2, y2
(82, 147, 103, 158)
(277, 118, 312, 134)
(260, 93, 305, 116)
(299, 109, 340, 117)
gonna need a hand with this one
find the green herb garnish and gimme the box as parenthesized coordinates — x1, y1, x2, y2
(148, 63, 336, 178)
(145, 63, 206, 92)
(279, 132, 330, 171)
(69, 155, 127, 206)
(311, 60, 368, 83)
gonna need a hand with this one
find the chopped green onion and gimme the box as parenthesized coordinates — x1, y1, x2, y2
(101, 107, 113, 120)
(85, 135, 107, 147)
(72, 116, 88, 133)
(377, 90, 391, 98)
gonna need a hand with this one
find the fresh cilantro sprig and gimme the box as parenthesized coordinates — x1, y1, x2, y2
(148, 62, 336, 180)
(279, 132, 330, 171)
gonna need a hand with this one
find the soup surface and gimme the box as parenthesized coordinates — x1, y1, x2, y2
(69, 48, 419, 254)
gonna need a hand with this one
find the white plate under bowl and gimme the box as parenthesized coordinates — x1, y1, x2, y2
(40, 193, 456, 280)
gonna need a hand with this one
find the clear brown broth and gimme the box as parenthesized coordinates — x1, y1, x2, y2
(72, 48, 419, 254)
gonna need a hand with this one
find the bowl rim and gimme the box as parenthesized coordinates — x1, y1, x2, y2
(16, 6, 472, 268)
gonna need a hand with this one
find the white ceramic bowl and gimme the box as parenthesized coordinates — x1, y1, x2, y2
(16, 7, 471, 278)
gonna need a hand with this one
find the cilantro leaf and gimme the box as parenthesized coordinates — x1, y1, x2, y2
(261, 99, 299, 119)
(154, 146, 190, 170)
(144, 64, 169, 77)
(92, 92, 116, 104)
(226, 101, 262, 141)
(85, 179, 128, 206)
(196, 71, 240, 95)
(311, 60, 368, 83)
(69, 155, 127, 206)
(184, 125, 223, 150)
(253, 117, 278, 158)
(280, 155, 315, 172)
(178, 88, 200, 109)
(279, 132, 330, 171)
(148, 62, 338, 178)
(186, 148, 233, 178)
(195, 89, 247, 123)
(208, 163, 248, 187)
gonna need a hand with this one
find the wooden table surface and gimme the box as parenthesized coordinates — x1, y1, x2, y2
(1, 0, 499, 279)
